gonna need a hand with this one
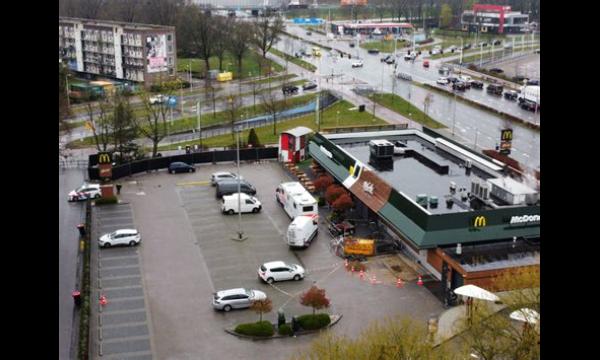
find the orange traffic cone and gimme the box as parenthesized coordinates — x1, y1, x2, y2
(417, 276, 424, 286)
(370, 274, 377, 284)
(359, 269, 365, 280)
(351, 266, 356, 274)
(396, 278, 404, 288)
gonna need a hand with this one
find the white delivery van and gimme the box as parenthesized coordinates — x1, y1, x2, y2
(276, 182, 318, 219)
(287, 215, 318, 247)
(221, 193, 262, 214)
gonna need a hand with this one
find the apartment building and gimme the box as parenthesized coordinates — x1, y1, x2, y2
(59, 17, 177, 85)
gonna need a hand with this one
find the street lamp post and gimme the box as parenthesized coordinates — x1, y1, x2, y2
(233, 126, 247, 241)
(479, 44, 484, 68)
(197, 100, 202, 149)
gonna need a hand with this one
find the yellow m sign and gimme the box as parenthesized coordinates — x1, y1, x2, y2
(501, 129, 513, 141)
(473, 216, 487, 228)
(98, 153, 112, 165)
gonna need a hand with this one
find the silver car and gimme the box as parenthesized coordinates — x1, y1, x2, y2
(212, 288, 267, 312)
(210, 172, 244, 186)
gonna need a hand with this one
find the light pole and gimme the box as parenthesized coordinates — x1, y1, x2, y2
(459, 37, 464, 66)
(479, 44, 483, 68)
(233, 126, 247, 241)
(197, 100, 202, 149)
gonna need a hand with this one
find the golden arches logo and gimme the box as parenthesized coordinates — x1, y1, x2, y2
(473, 216, 487, 228)
(501, 130, 513, 141)
(98, 153, 111, 164)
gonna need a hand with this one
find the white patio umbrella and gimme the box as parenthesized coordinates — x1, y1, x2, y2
(510, 308, 540, 324)
(454, 284, 500, 302)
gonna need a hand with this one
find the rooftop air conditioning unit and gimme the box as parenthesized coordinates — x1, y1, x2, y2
(369, 140, 394, 159)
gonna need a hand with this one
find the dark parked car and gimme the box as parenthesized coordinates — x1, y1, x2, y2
(452, 81, 467, 91)
(216, 180, 257, 199)
(302, 82, 317, 91)
(282, 85, 299, 95)
(469, 80, 484, 89)
(489, 68, 504, 74)
(520, 100, 538, 112)
(368, 48, 380, 54)
(447, 76, 459, 84)
(504, 90, 519, 100)
(526, 80, 540, 86)
(168, 162, 195, 174)
(487, 83, 504, 95)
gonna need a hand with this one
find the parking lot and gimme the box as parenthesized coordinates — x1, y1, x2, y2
(90, 160, 444, 359)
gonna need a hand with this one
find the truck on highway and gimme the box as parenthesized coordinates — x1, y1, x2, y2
(517, 85, 540, 107)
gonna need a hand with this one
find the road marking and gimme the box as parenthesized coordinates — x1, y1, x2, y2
(176, 181, 210, 187)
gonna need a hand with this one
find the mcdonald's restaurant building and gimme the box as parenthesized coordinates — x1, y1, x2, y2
(308, 129, 540, 297)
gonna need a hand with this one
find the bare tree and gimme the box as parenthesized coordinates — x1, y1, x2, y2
(225, 93, 242, 142)
(253, 16, 284, 60)
(59, 63, 72, 133)
(229, 21, 255, 76)
(180, 7, 214, 76)
(212, 16, 231, 72)
(88, 100, 112, 152)
(110, 93, 137, 154)
(261, 86, 286, 136)
(135, 91, 171, 157)
(103, 0, 140, 23)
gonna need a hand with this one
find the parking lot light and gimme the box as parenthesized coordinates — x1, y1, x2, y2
(233, 126, 247, 242)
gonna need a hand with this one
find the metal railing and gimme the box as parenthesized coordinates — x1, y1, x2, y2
(60, 159, 89, 169)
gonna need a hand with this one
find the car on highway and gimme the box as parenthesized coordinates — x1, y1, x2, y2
(448, 45, 458, 52)
(423, 60, 430, 68)
(447, 76, 459, 84)
(492, 39, 502, 46)
(306, 31, 312, 36)
(526, 80, 540, 86)
(520, 100, 538, 111)
(349, 42, 355, 48)
(487, 83, 504, 95)
(404, 53, 416, 61)
(504, 90, 519, 101)
(302, 81, 318, 90)
(463, 43, 472, 50)
(211, 171, 243, 186)
(368, 48, 380, 54)
(212, 288, 267, 312)
(380, 54, 392, 62)
(489, 68, 504, 74)
(438, 67, 450, 76)
(436, 77, 449, 85)
(469, 80, 484, 89)
(504, 43, 513, 49)
(534, 48, 540, 54)
(479, 42, 488, 47)
(396, 72, 412, 81)
(149, 94, 167, 105)
(99, 229, 141, 248)
(351, 60, 364, 68)
(168, 162, 195, 174)
(68, 183, 101, 202)
(452, 81, 467, 91)
(282, 85, 299, 95)
(258, 261, 305, 284)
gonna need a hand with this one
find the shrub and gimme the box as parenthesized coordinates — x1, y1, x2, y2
(247, 128, 262, 148)
(278, 324, 293, 336)
(300, 286, 330, 315)
(332, 193, 354, 213)
(325, 184, 346, 205)
(234, 321, 274, 337)
(94, 196, 118, 205)
(297, 314, 331, 330)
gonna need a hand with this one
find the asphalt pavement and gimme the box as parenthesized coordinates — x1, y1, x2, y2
(59, 168, 87, 360)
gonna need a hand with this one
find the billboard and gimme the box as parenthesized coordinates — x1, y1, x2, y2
(292, 18, 324, 25)
(146, 34, 167, 73)
(341, 0, 368, 5)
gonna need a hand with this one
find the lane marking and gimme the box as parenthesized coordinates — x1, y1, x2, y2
(176, 181, 210, 187)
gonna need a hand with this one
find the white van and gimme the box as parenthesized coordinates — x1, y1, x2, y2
(287, 215, 318, 247)
(276, 182, 318, 219)
(221, 193, 262, 214)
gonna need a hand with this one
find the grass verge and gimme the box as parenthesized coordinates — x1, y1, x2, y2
(177, 51, 284, 79)
(158, 100, 387, 150)
(270, 48, 317, 72)
(368, 93, 446, 129)
(360, 39, 409, 53)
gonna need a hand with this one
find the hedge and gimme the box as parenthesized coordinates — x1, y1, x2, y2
(94, 196, 118, 205)
(297, 314, 331, 330)
(234, 321, 275, 337)
(278, 324, 293, 336)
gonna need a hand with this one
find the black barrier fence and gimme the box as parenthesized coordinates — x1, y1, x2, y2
(88, 147, 279, 181)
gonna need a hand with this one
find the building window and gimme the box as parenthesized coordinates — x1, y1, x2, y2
(168, 57, 173, 65)
(168, 45, 172, 52)
(167, 34, 172, 41)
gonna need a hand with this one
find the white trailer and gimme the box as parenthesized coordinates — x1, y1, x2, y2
(518, 85, 540, 105)
(276, 182, 318, 219)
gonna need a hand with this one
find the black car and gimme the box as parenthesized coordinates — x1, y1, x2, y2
(489, 68, 504, 74)
(487, 83, 504, 95)
(493, 40, 502, 46)
(452, 81, 467, 91)
(447, 76, 459, 84)
(526, 80, 540, 86)
(469, 80, 484, 89)
(168, 162, 195, 174)
(349, 42, 355, 48)
(306, 31, 312, 36)
(520, 100, 538, 112)
(302, 82, 317, 91)
(368, 48, 380, 54)
(504, 90, 519, 100)
(385, 57, 395, 64)
(380, 55, 392, 63)
(282, 85, 299, 95)
(216, 180, 256, 198)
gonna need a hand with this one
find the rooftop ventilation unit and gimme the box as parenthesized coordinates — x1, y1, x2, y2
(369, 139, 394, 159)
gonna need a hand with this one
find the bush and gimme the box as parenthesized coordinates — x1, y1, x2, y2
(297, 314, 331, 330)
(234, 321, 274, 337)
(278, 324, 293, 336)
(94, 196, 118, 205)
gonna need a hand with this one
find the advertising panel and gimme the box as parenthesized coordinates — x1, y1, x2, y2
(341, 0, 368, 5)
(146, 34, 167, 73)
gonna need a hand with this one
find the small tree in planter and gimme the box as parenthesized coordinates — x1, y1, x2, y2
(325, 184, 346, 206)
(314, 175, 334, 206)
(300, 285, 330, 316)
(247, 128, 262, 148)
(250, 298, 273, 322)
(332, 193, 354, 214)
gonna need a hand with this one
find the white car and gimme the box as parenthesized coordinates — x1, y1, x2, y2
(221, 193, 262, 214)
(211, 171, 244, 186)
(258, 261, 305, 284)
(351, 60, 364, 68)
(68, 183, 101, 202)
(149, 94, 166, 105)
(437, 77, 450, 85)
(98, 229, 141, 248)
(212, 288, 267, 312)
